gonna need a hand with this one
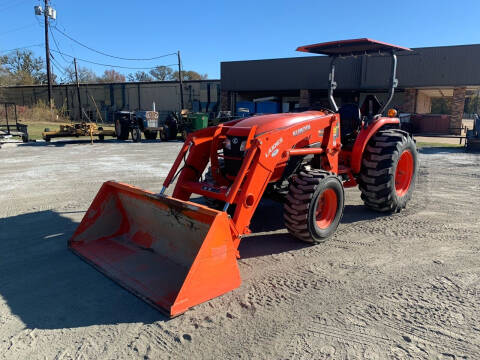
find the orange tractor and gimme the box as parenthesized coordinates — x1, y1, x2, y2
(69, 39, 418, 317)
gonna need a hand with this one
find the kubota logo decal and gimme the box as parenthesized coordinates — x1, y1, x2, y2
(293, 124, 310, 136)
(266, 138, 283, 158)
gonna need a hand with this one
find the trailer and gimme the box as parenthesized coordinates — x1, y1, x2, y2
(0, 103, 28, 142)
(42, 122, 115, 142)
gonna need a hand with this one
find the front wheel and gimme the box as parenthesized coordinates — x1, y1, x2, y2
(160, 128, 168, 141)
(358, 129, 418, 212)
(131, 127, 142, 142)
(284, 169, 345, 243)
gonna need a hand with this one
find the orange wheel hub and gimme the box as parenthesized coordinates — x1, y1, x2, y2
(315, 188, 338, 229)
(395, 150, 414, 197)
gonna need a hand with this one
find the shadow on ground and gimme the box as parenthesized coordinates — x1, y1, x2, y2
(341, 204, 388, 224)
(418, 146, 467, 154)
(0, 210, 163, 330)
(0, 198, 387, 329)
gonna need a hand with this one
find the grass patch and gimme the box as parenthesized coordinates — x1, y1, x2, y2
(416, 142, 464, 148)
(22, 122, 62, 140)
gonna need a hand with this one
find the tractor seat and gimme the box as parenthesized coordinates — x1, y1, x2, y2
(338, 103, 361, 146)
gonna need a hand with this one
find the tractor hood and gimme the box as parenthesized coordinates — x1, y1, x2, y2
(227, 111, 328, 137)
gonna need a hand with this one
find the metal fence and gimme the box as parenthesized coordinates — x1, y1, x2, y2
(0, 80, 220, 123)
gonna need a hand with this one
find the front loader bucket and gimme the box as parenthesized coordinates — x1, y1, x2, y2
(69, 181, 241, 317)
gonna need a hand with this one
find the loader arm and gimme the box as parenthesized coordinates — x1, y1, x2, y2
(162, 112, 341, 249)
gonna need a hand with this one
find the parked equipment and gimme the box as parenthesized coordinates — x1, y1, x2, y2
(466, 114, 480, 151)
(42, 122, 115, 142)
(0, 103, 28, 142)
(114, 109, 165, 141)
(165, 110, 211, 141)
(69, 39, 419, 317)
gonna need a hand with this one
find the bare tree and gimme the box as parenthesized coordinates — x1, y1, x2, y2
(99, 69, 126, 83)
(127, 71, 153, 82)
(64, 65, 98, 83)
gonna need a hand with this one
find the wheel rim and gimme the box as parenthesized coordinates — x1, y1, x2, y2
(395, 150, 414, 197)
(315, 188, 338, 229)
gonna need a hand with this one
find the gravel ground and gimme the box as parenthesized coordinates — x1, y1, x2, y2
(0, 139, 479, 360)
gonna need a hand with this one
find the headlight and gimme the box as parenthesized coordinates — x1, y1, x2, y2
(239, 140, 247, 151)
(223, 138, 231, 150)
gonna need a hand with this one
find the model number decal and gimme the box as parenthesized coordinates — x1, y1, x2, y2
(266, 137, 283, 158)
(293, 124, 311, 137)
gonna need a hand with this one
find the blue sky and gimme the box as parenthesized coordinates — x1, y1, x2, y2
(1, 0, 479, 79)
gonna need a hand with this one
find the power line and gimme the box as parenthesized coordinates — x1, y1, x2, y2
(50, 54, 68, 79)
(49, 23, 70, 63)
(50, 48, 178, 70)
(52, 25, 177, 61)
(49, 52, 68, 75)
(0, 0, 28, 12)
(0, 43, 44, 54)
(0, 23, 37, 37)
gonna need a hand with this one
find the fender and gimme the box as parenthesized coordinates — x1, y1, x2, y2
(350, 117, 400, 174)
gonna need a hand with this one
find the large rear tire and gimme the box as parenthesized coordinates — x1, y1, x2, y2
(284, 169, 345, 243)
(115, 120, 129, 140)
(358, 129, 418, 212)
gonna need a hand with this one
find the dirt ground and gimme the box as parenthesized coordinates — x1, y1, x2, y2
(0, 139, 479, 360)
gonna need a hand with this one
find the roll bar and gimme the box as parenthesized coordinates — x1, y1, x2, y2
(327, 51, 398, 115)
(297, 38, 411, 115)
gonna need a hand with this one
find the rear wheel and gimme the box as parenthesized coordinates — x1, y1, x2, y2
(358, 129, 418, 212)
(284, 169, 345, 243)
(115, 120, 129, 140)
(98, 126, 104, 141)
(169, 123, 178, 140)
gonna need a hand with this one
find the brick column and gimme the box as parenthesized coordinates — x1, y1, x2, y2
(299, 89, 311, 108)
(220, 90, 231, 111)
(401, 88, 417, 113)
(450, 87, 466, 135)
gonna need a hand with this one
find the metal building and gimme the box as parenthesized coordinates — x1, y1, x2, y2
(220, 43, 480, 134)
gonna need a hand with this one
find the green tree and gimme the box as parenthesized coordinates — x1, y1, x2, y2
(431, 97, 451, 114)
(149, 65, 174, 81)
(172, 70, 208, 81)
(465, 94, 480, 114)
(0, 50, 46, 85)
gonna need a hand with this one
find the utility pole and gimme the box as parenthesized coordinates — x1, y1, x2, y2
(177, 51, 184, 110)
(74, 58, 83, 121)
(44, 0, 53, 108)
(35, 2, 56, 108)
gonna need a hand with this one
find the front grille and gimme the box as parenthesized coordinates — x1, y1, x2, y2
(223, 136, 246, 176)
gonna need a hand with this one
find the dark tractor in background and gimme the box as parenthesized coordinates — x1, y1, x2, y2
(114, 110, 163, 142)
